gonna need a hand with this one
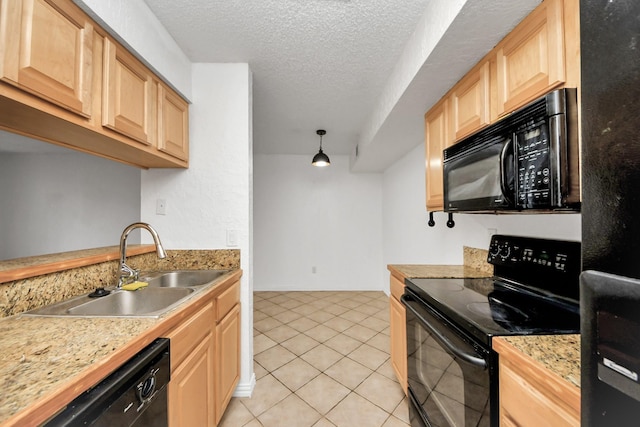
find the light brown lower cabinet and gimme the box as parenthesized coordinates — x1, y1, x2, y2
(166, 302, 216, 426)
(389, 273, 407, 394)
(494, 338, 580, 427)
(166, 279, 241, 426)
(215, 304, 241, 424)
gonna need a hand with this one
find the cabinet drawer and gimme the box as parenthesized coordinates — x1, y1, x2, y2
(217, 280, 240, 322)
(166, 301, 214, 368)
(390, 275, 405, 301)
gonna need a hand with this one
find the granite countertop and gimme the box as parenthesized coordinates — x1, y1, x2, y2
(0, 316, 157, 421)
(0, 269, 241, 426)
(388, 264, 492, 280)
(498, 334, 581, 388)
(388, 247, 494, 280)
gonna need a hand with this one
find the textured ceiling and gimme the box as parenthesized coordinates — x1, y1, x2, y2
(143, 0, 433, 157)
(0, 0, 542, 170)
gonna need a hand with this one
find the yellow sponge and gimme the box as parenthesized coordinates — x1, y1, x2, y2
(121, 281, 149, 291)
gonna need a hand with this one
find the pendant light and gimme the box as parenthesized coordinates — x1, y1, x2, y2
(311, 129, 330, 167)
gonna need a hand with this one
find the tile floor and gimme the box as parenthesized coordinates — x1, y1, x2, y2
(219, 291, 410, 427)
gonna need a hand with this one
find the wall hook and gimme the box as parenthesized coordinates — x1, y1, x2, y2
(428, 212, 435, 227)
(446, 212, 455, 228)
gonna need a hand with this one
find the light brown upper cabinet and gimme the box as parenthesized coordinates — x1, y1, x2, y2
(495, 0, 566, 117)
(158, 83, 189, 161)
(423, 0, 578, 212)
(0, 0, 94, 117)
(425, 98, 451, 212)
(102, 38, 155, 146)
(0, 0, 189, 169)
(450, 61, 490, 141)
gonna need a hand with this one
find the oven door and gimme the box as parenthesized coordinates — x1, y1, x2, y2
(402, 291, 495, 427)
(443, 133, 515, 212)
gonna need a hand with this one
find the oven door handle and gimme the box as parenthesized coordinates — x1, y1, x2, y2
(401, 294, 488, 369)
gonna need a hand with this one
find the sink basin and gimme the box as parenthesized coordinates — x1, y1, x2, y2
(68, 287, 194, 316)
(140, 270, 229, 288)
(22, 269, 230, 318)
(23, 287, 195, 318)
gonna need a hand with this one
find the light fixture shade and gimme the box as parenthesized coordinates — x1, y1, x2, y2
(312, 129, 330, 167)
(312, 148, 330, 167)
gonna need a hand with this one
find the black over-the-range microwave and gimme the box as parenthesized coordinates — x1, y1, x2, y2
(443, 88, 580, 213)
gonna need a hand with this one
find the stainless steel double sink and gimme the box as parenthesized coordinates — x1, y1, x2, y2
(23, 270, 230, 318)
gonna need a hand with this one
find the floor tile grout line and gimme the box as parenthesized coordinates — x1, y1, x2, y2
(222, 291, 407, 427)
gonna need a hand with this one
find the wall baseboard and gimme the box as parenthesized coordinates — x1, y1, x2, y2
(233, 373, 256, 398)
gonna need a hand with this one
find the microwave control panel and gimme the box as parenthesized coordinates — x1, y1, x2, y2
(515, 119, 552, 208)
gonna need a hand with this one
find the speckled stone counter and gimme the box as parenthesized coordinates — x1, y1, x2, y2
(497, 334, 581, 388)
(0, 316, 157, 421)
(0, 247, 241, 424)
(388, 246, 493, 280)
(0, 268, 241, 425)
(0, 249, 240, 317)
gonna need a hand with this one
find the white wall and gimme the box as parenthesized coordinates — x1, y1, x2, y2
(0, 151, 140, 259)
(382, 143, 581, 288)
(254, 154, 384, 291)
(140, 63, 254, 396)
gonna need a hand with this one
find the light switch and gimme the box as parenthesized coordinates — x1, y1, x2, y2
(226, 229, 238, 247)
(156, 199, 167, 215)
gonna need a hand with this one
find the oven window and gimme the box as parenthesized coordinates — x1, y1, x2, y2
(406, 298, 491, 427)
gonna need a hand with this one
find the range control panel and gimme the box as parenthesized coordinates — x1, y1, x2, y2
(487, 234, 581, 300)
(488, 234, 581, 276)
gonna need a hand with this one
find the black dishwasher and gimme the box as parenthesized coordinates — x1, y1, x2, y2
(44, 338, 170, 427)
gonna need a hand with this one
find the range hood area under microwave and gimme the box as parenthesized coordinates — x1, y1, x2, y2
(442, 88, 580, 213)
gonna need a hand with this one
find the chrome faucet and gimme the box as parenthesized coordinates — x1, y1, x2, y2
(118, 222, 167, 288)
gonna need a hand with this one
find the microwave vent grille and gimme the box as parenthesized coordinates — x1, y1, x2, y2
(444, 93, 552, 160)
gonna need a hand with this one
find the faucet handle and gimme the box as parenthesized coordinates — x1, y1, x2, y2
(119, 263, 139, 287)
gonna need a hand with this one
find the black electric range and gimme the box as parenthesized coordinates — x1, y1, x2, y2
(403, 235, 582, 427)
(405, 234, 581, 346)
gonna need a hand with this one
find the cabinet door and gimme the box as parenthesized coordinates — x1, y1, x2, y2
(390, 294, 407, 394)
(168, 332, 215, 427)
(0, 0, 93, 117)
(495, 337, 580, 427)
(102, 38, 155, 145)
(425, 98, 450, 212)
(500, 360, 579, 427)
(496, 0, 565, 116)
(450, 62, 490, 141)
(215, 304, 241, 424)
(158, 83, 189, 161)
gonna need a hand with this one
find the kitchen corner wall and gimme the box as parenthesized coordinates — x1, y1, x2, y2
(382, 143, 582, 280)
(140, 63, 254, 396)
(253, 154, 384, 291)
